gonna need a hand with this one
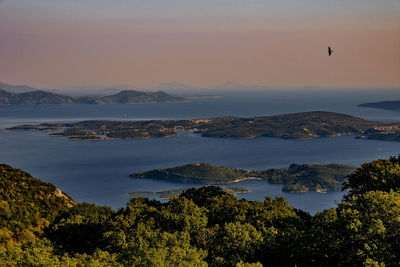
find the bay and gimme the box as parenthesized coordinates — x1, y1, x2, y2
(0, 88, 399, 214)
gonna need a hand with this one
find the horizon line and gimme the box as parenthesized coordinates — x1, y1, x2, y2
(1, 80, 400, 91)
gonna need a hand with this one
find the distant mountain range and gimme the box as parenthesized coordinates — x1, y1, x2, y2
(0, 89, 76, 105)
(1, 81, 269, 96)
(0, 82, 39, 93)
(0, 86, 187, 106)
(76, 90, 187, 104)
(359, 100, 400, 111)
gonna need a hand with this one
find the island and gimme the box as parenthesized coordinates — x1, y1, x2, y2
(0, 87, 188, 105)
(130, 162, 357, 193)
(131, 163, 255, 184)
(7, 111, 400, 142)
(127, 186, 250, 199)
(359, 100, 400, 111)
(260, 163, 356, 193)
(356, 125, 400, 142)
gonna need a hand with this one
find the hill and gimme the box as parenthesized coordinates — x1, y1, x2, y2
(359, 100, 400, 111)
(196, 111, 377, 139)
(0, 89, 76, 105)
(0, 164, 75, 240)
(0, 82, 38, 93)
(131, 163, 250, 184)
(0, 87, 187, 105)
(77, 90, 187, 104)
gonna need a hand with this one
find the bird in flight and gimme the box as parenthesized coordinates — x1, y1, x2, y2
(328, 46, 333, 56)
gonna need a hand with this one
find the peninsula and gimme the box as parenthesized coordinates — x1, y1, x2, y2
(359, 100, 400, 111)
(7, 111, 400, 141)
(130, 162, 356, 193)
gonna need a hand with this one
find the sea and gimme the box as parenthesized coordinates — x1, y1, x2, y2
(1, 88, 399, 214)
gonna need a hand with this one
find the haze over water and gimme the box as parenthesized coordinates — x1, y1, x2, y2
(1, 88, 399, 129)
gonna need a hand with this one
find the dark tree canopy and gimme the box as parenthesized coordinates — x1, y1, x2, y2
(1, 157, 400, 266)
(343, 155, 400, 198)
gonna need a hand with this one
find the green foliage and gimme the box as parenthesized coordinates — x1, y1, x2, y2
(48, 203, 115, 254)
(180, 186, 229, 207)
(263, 163, 356, 193)
(343, 155, 400, 198)
(118, 231, 207, 266)
(131, 162, 249, 183)
(208, 222, 263, 266)
(0, 164, 74, 245)
(335, 190, 400, 266)
(1, 158, 400, 266)
(0, 238, 122, 267)
(236, 261, 263, 267)
(306, 208, 341, 266)
(159, 197, 208, 235)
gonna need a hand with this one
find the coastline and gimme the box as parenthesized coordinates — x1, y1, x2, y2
(229, 177, 262, 183)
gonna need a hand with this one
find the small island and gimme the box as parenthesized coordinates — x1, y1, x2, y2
(130, 162, 356, 193)
(131, 163, 255, 184)
(359, 100, 400, 111)
(7, 111, 400, 142)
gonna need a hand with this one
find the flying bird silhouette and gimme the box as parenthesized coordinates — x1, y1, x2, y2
(328, 46, 333, 56)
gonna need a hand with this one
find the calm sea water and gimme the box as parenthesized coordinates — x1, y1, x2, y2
(0, 89, 399, 214)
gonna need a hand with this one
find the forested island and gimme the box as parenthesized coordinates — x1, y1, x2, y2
(128, 186, 250, 199)
(359, 100, 400, 111)
(1, 156, 400, 266)
(130, 162, 356, 193)
(0, 87, 187, 105)
(6, 111, 400, 142)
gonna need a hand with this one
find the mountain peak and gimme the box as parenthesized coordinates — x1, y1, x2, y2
(0, 82, 39, 93)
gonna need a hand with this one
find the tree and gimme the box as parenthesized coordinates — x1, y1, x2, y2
(208, 222, 263, 266)
(48, 203, 115, 254)
(159, 197, 208, 235)
(335, 190, 400, 266)
(180, 186, 228, 207)
(343, 155, 400, 198)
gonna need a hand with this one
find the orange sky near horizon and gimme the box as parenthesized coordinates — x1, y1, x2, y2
(0, 1, 399, 89)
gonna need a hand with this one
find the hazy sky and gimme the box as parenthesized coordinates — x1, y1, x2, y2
(1, 0, 399, 88)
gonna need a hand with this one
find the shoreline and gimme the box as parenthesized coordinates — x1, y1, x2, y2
(229, 177, 262, 183)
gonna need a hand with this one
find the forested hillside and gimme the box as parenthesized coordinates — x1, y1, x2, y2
(131, 162, 356, 193)
(1, 156, 400, 266)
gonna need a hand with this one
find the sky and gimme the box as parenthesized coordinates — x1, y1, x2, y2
(0, 0, 399, 88)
